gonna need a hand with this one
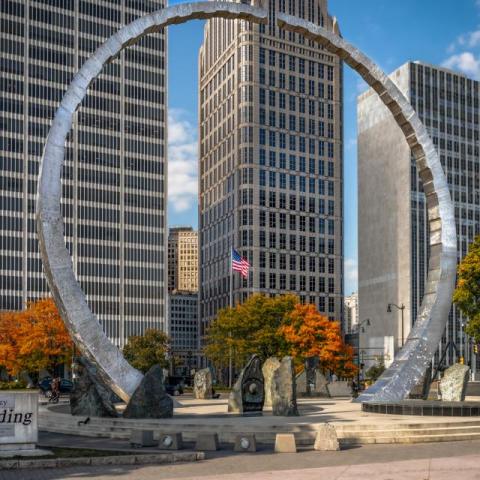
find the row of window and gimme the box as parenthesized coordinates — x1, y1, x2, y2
(258, 88, 335, 116)
(259, 48, 334, 81)
(258, 109, 335, 138)
(258, 273, 336, 293)
(258, 252, 337, 273)
(257, 212, 336, 234)
(258, 152, 335, 175)
(258, 70, 335, 98)
(240, 201, 336, 227)
(258, 129, 336, 156)
(258, 170, 336, 194)
(256, 231, 337, 251)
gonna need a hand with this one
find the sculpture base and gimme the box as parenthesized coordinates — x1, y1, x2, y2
(362, 400, 480, 417)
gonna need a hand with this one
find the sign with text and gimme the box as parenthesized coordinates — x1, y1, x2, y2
(0, 392, 38, 449)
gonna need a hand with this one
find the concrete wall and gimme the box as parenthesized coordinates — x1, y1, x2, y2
(357, 65, 412, 365)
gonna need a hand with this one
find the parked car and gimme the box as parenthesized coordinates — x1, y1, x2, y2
(38, 377, 73, 394)
(164, 377, 184, 396)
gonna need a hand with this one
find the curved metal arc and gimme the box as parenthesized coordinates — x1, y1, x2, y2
(37, 2, 456, 405)
(277, 13, 457, 402)
(36, 2, 268, 402)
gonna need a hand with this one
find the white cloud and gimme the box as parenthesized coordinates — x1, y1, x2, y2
(450, 29, 480, 51)
(465, 30, 480, 48)
(344, 258, 358, 291)
(168, 109, 198, 213)
(442, 52, 480, 79)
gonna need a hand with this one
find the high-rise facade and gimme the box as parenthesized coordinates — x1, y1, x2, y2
(167, 226, 198, 293)
(344, 292, 358, 334)
(358, 61, 480, 368)
(198, 0, 343, 344)
(168, 292, 198, 373)
(0, 0, 167, 346)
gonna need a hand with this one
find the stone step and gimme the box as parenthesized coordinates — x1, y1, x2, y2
(338, 425, 480, 438)
(45, 423, 480, 446)
(335, 420, 480, 432)
(40, 411, 480, 446)
(341, 432, 480, 445)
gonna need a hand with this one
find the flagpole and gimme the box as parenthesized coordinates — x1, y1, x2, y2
(230, 245, 233, 308)
(229, 245, 233, 388)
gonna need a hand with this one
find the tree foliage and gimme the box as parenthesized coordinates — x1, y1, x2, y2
(365, 360, 385, 381)
(123, 328, 170, 373)
(204, 293, 357, 377)
(453, 235, 480, 342)
(281, 304, 358, 377)
(0, 298, 73, 377)
(204, 294, 296, 370)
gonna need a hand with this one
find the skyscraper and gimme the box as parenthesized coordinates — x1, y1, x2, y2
(358, 61, 480, 368)
(168, 292, 198, 373)
(0, 0, 167, 346)
(167, 226, 198, 371)
(198, 0, 343, 349)
(168, 226, 198, 293)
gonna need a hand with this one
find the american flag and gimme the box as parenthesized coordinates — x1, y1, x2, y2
(231, 248, 250, 278)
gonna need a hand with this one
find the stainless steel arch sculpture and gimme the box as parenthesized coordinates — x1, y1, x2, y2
(276, 14, 457, 402)
(37, 1, 456, 404)
(36, 2, 268, 402)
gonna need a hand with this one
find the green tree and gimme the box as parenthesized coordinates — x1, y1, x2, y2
(453, 235, 480, 342)
(123, 329, 170, 373)
(204, 293, 297, 369)
(205, 294, 357, 377)
(365, 359, 385, 381)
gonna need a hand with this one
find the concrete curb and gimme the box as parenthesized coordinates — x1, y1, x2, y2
(0, 451, 205, 470)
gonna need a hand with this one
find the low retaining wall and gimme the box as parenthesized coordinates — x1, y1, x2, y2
(0, 451, 204, 470)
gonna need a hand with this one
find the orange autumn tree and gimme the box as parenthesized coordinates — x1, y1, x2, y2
(0, 298, 73, 378)
(0, 311, 23, 376)
(280, 303, 358, 378)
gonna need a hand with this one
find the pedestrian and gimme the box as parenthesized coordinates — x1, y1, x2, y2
(51, 376, 60, 402)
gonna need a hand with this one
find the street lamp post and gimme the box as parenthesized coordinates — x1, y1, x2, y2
(387, 303, 406, 347)
(357, 318, 371, 390)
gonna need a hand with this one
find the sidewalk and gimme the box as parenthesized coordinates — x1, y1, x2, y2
(7, 437, 480, 480)
(162, 454, 480, 479)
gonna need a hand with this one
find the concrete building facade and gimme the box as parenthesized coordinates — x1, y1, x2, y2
(344, 292, 358, 334)
(168, 226, 198, 293)
(198, 0, 343, 346)
(0, 0, 167, 346)
(358, 61, 480, 368)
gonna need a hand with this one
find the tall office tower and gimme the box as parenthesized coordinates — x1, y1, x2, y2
(198, 0, 343, 349)
(168, 292, 199, 373)
(343, 292, 358, 335)
(358, 61, 480, 368)
(167, 227, 199, 293)
(0, 0, 167, 346)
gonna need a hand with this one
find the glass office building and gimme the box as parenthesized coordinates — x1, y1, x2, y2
(0, 0, 167, 346)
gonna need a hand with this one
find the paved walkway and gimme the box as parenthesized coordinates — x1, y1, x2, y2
(8, 438, 480, 479)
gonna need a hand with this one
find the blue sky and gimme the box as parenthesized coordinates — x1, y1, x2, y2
(166, 0, 480, 295)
